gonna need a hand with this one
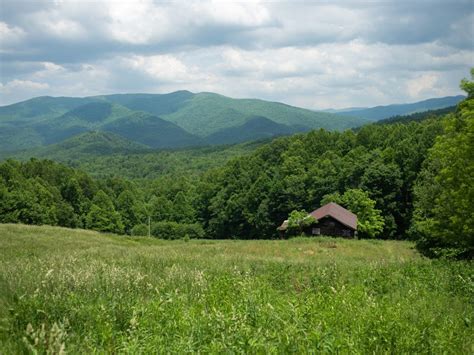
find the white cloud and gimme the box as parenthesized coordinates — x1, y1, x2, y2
(30, 11, 87, 39)
(0, 22, 25, 47)
(105, 0, 169, 44)
(0, 79, 49, 93)
(31, 62, 66, 78)
(191, 0, 271, 27)
(406, 73, 439, 98)
(121, 55, 190, 82)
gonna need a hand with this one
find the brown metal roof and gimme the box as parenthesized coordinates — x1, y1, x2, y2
(309, 202, 358, 230)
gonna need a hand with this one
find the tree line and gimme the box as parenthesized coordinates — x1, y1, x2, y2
(1, 72, 472, 258)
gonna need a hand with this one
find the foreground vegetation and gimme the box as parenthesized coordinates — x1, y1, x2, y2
(0, 224, 472, 353)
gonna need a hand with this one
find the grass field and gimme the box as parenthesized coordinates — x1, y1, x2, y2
(0, 224, 472, 353)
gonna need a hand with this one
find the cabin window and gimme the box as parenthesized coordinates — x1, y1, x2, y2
(328, 221, 335, 227)
(342, 229, 351, 237)
(312, 228, 321, 235)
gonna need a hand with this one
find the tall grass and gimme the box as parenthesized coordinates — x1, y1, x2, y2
(0, 224, 472, 353)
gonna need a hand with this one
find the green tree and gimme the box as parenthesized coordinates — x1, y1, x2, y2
(61, 178, 83, 214)
(131, 224, 148, 237)
(460, 68, 474, 98)
(85, 190, 124, 234)
(412, 76, 474, 258)
(359, 153, 402, 237)
(116, 190, 140, 234)
(286, 210, 316, 236)
(321, 189, 384, 238)
(149, 195, 173, 222)
(171, 191, 195, 223)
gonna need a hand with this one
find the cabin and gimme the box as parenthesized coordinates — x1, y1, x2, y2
(278, 202, 358, 238)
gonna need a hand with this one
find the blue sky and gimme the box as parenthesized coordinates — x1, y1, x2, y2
(0, 0, 472, 109)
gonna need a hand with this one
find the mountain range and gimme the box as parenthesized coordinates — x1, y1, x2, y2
(0, 92, 463, 154)
(0, 91, 366, 152)
(325, 95, 465, 120)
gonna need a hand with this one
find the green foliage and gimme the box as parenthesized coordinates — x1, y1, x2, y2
(460, 68, 474, 98)
(412, 87, 474, 258)
(102, 112, 203, 148)
(286, 210, 316, 236)
(151, 221, 204, 240)
(131, 223, 149, 237)
(116, 190, 142, 234)
(202, 116, 443, 239)
(0, 224, 473, 353)
(321, 189, 384, 238)
(160, 92, 367, 137)
(375, 106, 457, 125)
(5, 137, 263, 180)
(85, 191, 124, 234)
(205, 116, 303, 145)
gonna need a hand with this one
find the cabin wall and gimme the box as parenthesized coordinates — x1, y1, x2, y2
(304, 216, 356, 238)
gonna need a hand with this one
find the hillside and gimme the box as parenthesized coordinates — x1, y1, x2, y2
(153, 92, 367, 136)
(7, 131, 150, 161)
(1, 223, 472, 353)
(1, 92, 461, 153)
(205, 116, 305, 145)
(0, 96, 95, 123)
(375, 105, 457, 125)
(333, 95, 465, 121)
(0, 91, 368, 152)
(102, 112, 204, 148)
(0, 99, 133, 151)
(2, 138, 265, 179)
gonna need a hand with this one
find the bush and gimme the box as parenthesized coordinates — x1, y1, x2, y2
(181, 223, 205, 239)
(151, 221, 204, 240)
(131, 224, 149, 237)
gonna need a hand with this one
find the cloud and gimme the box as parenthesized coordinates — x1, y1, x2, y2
(1, 79, 49, 91)
(121, 55, 190, 82)
(0, 79, 49, 103)
(406, 73, 439, 98)
(0, 21, 25, 48)
(0, 0, 472, 108)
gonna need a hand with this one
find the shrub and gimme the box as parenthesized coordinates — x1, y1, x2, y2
(181, 223, 205, 239)
(131, 224, 148, 237)
(151, 221, 205, 240)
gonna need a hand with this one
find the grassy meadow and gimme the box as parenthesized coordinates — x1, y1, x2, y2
(0, 224, 472, 353)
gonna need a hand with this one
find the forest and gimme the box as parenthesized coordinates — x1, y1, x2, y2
(1, 73, 473, 259)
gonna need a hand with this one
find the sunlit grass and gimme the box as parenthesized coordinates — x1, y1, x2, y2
(0, 224, 472, 353)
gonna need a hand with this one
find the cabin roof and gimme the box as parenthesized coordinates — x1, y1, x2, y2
(309, 202, 357, 230)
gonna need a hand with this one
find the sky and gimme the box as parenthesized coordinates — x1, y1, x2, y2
(0, 0, 473, 109)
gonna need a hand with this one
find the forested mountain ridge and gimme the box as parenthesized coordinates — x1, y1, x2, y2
(152, 92, 367, 136)
(0, 91, 368, 152)
(6, 131, 151, 161)
(1, 104, 454, 180)
(374, 106, 457, 125)
(329, 95, 465, 121)
(205, 116, 306, 145)
(0, 94, 462, 180)
(3, 136, 265, 179)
